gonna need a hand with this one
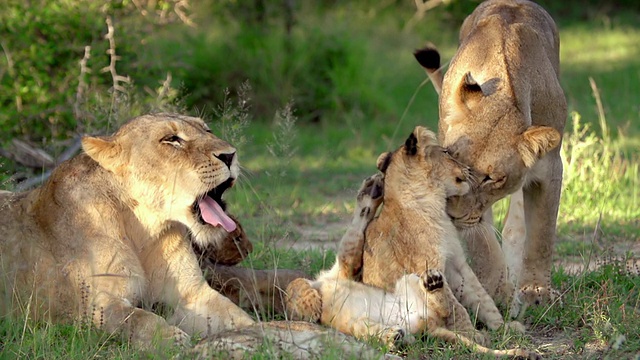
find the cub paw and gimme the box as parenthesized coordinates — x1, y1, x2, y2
(356, 173, 384, 220)
(422, 269, 444, 292)
(381, 326, 406, 350)
(172, 327, 191, 347)
(513, 349, 542, 360)
(285, 278, 322, 323)
(504, 320, 526, 334)
(470, 329, 490, 347)
(510, 283, 561, 319)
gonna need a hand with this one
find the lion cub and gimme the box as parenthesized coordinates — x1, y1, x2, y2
(286, 174, 453, 347)
(362, 126, 523, 335)
(286, 128, 536, 358)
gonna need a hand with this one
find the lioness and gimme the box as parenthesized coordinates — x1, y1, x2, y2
(286, 160, 535, 358)
(414, 0, 567, 317)
(0, 114, 255, 347)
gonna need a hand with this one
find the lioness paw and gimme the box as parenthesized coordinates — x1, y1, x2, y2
(422, 269, 444, 292)
(285, 278, 322, 322)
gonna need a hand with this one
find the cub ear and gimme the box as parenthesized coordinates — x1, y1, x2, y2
(376, 152, 392, 173)
(458, 72, 500, 108)
(82, 135, 125, 173)
(404, 132, 418, 156)
(517, 126, 561, 168)
(412, 126, 438, 148)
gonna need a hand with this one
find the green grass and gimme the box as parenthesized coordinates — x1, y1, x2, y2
(1, 1, 640, 359)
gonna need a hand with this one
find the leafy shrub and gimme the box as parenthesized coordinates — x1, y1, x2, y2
(147, 19, 385, 123)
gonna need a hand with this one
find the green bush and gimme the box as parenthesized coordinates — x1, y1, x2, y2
(146, 20, 387, 123)
(0, 0, 107, 143)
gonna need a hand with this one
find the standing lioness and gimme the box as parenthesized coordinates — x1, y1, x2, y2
(414, 0, 567, 317)
(0, 114, 254, 347)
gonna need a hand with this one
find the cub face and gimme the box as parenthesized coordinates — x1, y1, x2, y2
(81, 113, 238, 245)
(376, 126, 471, 200)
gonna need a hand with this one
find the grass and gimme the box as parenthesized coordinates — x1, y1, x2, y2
(1, 1, 640, 359)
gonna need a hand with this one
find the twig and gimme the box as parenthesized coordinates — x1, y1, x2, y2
(74, 46, 92, 122)
(404, 0, 445, 32)
(174, 0, 195, 27)
(157, 72, 173, 103)
(101, 17, 130, 95)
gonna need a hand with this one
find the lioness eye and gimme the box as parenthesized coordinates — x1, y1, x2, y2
(161, 134, 184, 147)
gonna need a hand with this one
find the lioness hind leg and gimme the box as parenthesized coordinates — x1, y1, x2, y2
(96, 295, 190, 348)
(284, 278, 322, 322)
(338, 173, 384, 280)
(510, 179, 563, 319)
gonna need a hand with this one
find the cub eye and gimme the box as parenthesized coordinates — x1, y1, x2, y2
(161, 134, 184, 147)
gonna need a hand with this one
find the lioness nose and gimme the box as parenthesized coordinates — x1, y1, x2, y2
(215, 152, 235, 168)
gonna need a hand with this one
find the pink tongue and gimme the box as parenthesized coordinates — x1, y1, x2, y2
(198, 196, 237, 232)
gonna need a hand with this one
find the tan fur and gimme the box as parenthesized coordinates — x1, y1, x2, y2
(414, 0, 567, 317)
(286, 171, 536, 358)
(0, 114, 255, 348)
(362, 126, 522, 335)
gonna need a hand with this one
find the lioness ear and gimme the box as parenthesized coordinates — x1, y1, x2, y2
(82, 136, 125, 173)
(517, 126, 561, 168)
(459, 72, 500, 108)
(376, 152, 392, 173)
(413, 44, 443, 95)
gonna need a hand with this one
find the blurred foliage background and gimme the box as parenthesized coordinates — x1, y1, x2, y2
(1, 0, 639, 195)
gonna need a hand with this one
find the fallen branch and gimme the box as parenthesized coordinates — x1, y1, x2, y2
(14, 137, 83, 192)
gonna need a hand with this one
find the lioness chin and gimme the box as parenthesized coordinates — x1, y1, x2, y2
(0, 113, 255, 348)
(414, 0, 567, 317)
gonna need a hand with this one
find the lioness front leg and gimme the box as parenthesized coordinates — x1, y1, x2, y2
(144, 228, 254, 337)
(69, 245, 189, 347)
(459, 209, 513, 306)
(338, 173, 384, 280)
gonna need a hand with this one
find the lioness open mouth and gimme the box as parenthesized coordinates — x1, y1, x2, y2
(194, 178, 236, 232)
